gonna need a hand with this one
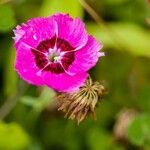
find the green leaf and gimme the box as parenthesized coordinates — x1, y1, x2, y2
(0, 4, 16, 32)
(0, 122, 30, 150)
(127, 114, 150, 146)
(86, 23, 150, 57)
(40, 0, 83, 18)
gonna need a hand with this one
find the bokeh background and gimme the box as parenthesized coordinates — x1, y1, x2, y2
(0, 0, 150, 150)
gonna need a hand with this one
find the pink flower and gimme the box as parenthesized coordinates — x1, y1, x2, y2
(13, 13, 103, 92)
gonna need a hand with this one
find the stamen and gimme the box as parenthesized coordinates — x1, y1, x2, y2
(32, 35, 75, 74)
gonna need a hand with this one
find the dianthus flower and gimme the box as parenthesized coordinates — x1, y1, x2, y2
(13, 13, 103, 92)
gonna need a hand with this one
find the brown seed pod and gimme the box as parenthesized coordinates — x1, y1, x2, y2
(56, 77, 107, 124)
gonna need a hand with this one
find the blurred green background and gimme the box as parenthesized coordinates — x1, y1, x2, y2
(0, 0, 150, 149)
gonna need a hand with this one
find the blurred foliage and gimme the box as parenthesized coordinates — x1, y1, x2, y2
(0, 122, 30, 149)
(40, 0, 83, 18)
(0, 0, 150, 150)
(0, 4, 16, 32)
(127, 114, 150, 146)
(4, 45, 17, 96)
(86, 128, 113, 150)
(21, 87, 55, 112)
(87, 23, 150, 57)
(87, 0, 150, 25)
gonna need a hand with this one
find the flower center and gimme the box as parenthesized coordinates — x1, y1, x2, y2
(49, 54, 59, 62)
(48, 50, 60, 62)
(31, 35, 75, 74)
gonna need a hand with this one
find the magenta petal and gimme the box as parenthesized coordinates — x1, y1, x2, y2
(15, 42, 44, 85)
(52, 13, 88, 49)
(42, 72, 88, 92)
(13, 17, 57, 49)
(67, 35, 103, 74)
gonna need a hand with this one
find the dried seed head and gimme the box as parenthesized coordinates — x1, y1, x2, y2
(56, 77, 106, 124)
(113, 108, 138, 141)
(147, 18, 150, 25)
